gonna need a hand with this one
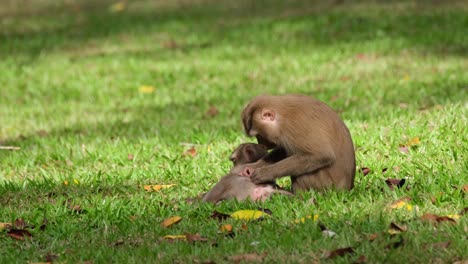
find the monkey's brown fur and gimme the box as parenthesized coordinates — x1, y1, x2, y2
(241, 94, 355, 192)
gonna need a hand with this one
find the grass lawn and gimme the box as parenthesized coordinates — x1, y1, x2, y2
(0, 0, 467, 263)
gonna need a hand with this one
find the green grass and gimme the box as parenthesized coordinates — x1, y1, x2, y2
(0, 0, 467, 263)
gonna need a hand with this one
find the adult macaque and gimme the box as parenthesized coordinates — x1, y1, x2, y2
(240, 94, 356, 192)
(203, 143, 293, 203)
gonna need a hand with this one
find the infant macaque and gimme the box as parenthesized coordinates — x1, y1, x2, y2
(203, 143, 293, 203)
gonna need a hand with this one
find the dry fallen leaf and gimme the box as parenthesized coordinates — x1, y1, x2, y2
(399, 137, 420, 153)
(219, 224, 233, 233)
(385, 178, 406, 190)
(360, 167, 371, 176)
(143, 184, 176, 192)
(229, 253, 266, 263)
(324, 247, 355, 259)
(163, 235, 186, 241)
(138, 85, 155, 94)
(183, 146, 197, 157)
(368, 233, 378, 241)
(231, 210, 268, 221)
(161, 216, 182, 228)
(463, 184, 468, 193)
(405, 137, 420, 147)
(109, 1, 126, 12)
(185, 233, 208, 242)
(420, 213, 457, 224)
(205, 106, 219, 118)
(7, 229, 32, 240)
(127, 154, 134, 161)
(389, 196, 412, 210)
(0, 222, 12, 230)
(388, 222, 407, 234)
(14, 218, 27, 229)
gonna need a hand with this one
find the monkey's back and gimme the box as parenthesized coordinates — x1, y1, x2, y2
(273, 95, 356, 189)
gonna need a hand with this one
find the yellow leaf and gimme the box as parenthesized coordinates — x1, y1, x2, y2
(163, 235, 187, 240)
(138, 85, 155, 94)
(445, 214, 460, 220)
(219, 224, 233, 232)
(0, 223, 12, 230)
(109, 1, 126, 12)
(405, 204, 413, 211)
(390, 200, 408, 209)
(73, 179, 79, 185)
(294, 214, 319, 224)
(389, 196, 412, 210)
(231, 210, 268, 221)
(387, 229, 402, 235)
(405, 137, 420, 147)
(143, 184, 176, 192)
(161, 216, 182, 228)
(64, 180, 69, 186)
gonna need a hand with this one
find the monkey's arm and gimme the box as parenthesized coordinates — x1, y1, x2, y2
(248, 152, 335, 184)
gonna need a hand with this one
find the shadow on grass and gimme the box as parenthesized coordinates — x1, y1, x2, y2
(1, 0, 467, 58)
(1, 77, 466, 150)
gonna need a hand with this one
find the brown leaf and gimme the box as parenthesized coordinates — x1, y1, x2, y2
(367, 233, 378, 241)
(161, 216, 182, 228)
(162, 40, 179, 49)
(210, 211, 231, 221)
(420, 213, 456, 224)
(7, 229, 32, 240)
(127, 154, 134, 161)
(14, 218, 27, 229)
(325, 247, 355, 259)
(185, 233, 208, 242)
(385, 178, 406, 190)
(360, 167, 371, 176)
(65, 199, 85, 214)
(219, 224, 233, 233)
(389, 222, 407, 234)
(463, 184, 468, 193)
(205, 106, 219, 118)
(183, 146, 197, 157)
(229, 253, 266, 263)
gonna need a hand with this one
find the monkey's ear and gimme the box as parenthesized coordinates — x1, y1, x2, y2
(261, 109, 275, 122)
(243, 145, 254, 162)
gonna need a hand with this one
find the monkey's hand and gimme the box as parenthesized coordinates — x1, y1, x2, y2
(243, 166, 275, 184)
